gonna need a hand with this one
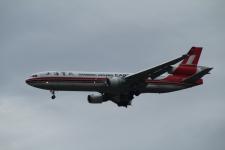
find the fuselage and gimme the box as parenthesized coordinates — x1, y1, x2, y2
(26, 71, 197, 94)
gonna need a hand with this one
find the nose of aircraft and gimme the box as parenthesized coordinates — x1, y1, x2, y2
(25, 78, 32, 85)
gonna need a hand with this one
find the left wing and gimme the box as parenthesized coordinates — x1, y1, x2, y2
(125, 54, 188, 84)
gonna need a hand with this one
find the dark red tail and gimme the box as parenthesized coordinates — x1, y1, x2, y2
(172, 47, 202, 76)
(180, 47, 202, 66)
(165, 47, 207, 84)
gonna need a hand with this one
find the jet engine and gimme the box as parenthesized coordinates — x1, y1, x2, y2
(169, 66, 198, 76)
(87, 94, 104, 103)
(106, 77, 125, 88)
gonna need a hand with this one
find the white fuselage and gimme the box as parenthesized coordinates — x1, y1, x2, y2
(26, 71, 189, 94)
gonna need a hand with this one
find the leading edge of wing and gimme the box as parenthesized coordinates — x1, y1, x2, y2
(125, 53, 188, 83)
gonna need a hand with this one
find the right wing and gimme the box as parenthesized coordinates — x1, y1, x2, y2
(125, 54, 188, 84)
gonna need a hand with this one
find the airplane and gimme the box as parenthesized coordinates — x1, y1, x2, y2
(26, 47, 212, 107)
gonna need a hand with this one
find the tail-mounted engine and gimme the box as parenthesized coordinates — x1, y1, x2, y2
(169, 66, 209, 77)
(169, 66, 199, 76)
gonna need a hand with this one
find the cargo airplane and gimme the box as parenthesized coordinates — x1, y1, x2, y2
(26, 47, 212, 107)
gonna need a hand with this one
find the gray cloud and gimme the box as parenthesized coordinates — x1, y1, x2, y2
(1, 0, 225, 150)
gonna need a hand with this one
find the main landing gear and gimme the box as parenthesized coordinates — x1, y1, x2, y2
(50, 90, 56, 99)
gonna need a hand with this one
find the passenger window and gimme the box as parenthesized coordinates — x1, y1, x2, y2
(68, 72, 73, 76)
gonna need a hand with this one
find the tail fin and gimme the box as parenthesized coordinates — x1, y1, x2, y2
(180, 47, 202, 66)
(172, 47, 203, 76)
(165, 47, 212, 84)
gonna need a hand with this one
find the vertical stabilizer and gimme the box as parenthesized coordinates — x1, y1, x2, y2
(172, 47, 203, 76)
(180, 47, 202, 66)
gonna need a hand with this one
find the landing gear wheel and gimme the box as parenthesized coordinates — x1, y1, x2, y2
(51, 95, 56, 99)
(50, 90, 56, 100)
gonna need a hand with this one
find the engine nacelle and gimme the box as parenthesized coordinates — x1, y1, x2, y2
(169, 66, 197, 76)
(106, 77, 125, 88)
(87, 94, 104, 103)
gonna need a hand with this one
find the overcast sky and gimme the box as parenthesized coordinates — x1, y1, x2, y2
(1, 0, 225, 150)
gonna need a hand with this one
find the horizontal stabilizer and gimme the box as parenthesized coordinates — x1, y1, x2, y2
(182, 67, 213, 83)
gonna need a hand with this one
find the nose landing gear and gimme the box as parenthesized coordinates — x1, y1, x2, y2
(50, 90, 56, 99)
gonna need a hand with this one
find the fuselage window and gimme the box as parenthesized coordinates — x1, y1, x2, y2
(68, 72, 74, 76)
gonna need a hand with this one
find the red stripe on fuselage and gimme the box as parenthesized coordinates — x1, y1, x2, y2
(26, 76, 185, 85)
(27, 77, 107, 82)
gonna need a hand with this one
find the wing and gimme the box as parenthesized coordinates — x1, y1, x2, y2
(125, 54, 188, 84)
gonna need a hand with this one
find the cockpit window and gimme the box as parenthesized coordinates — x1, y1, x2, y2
(32, 74, 38, 78)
